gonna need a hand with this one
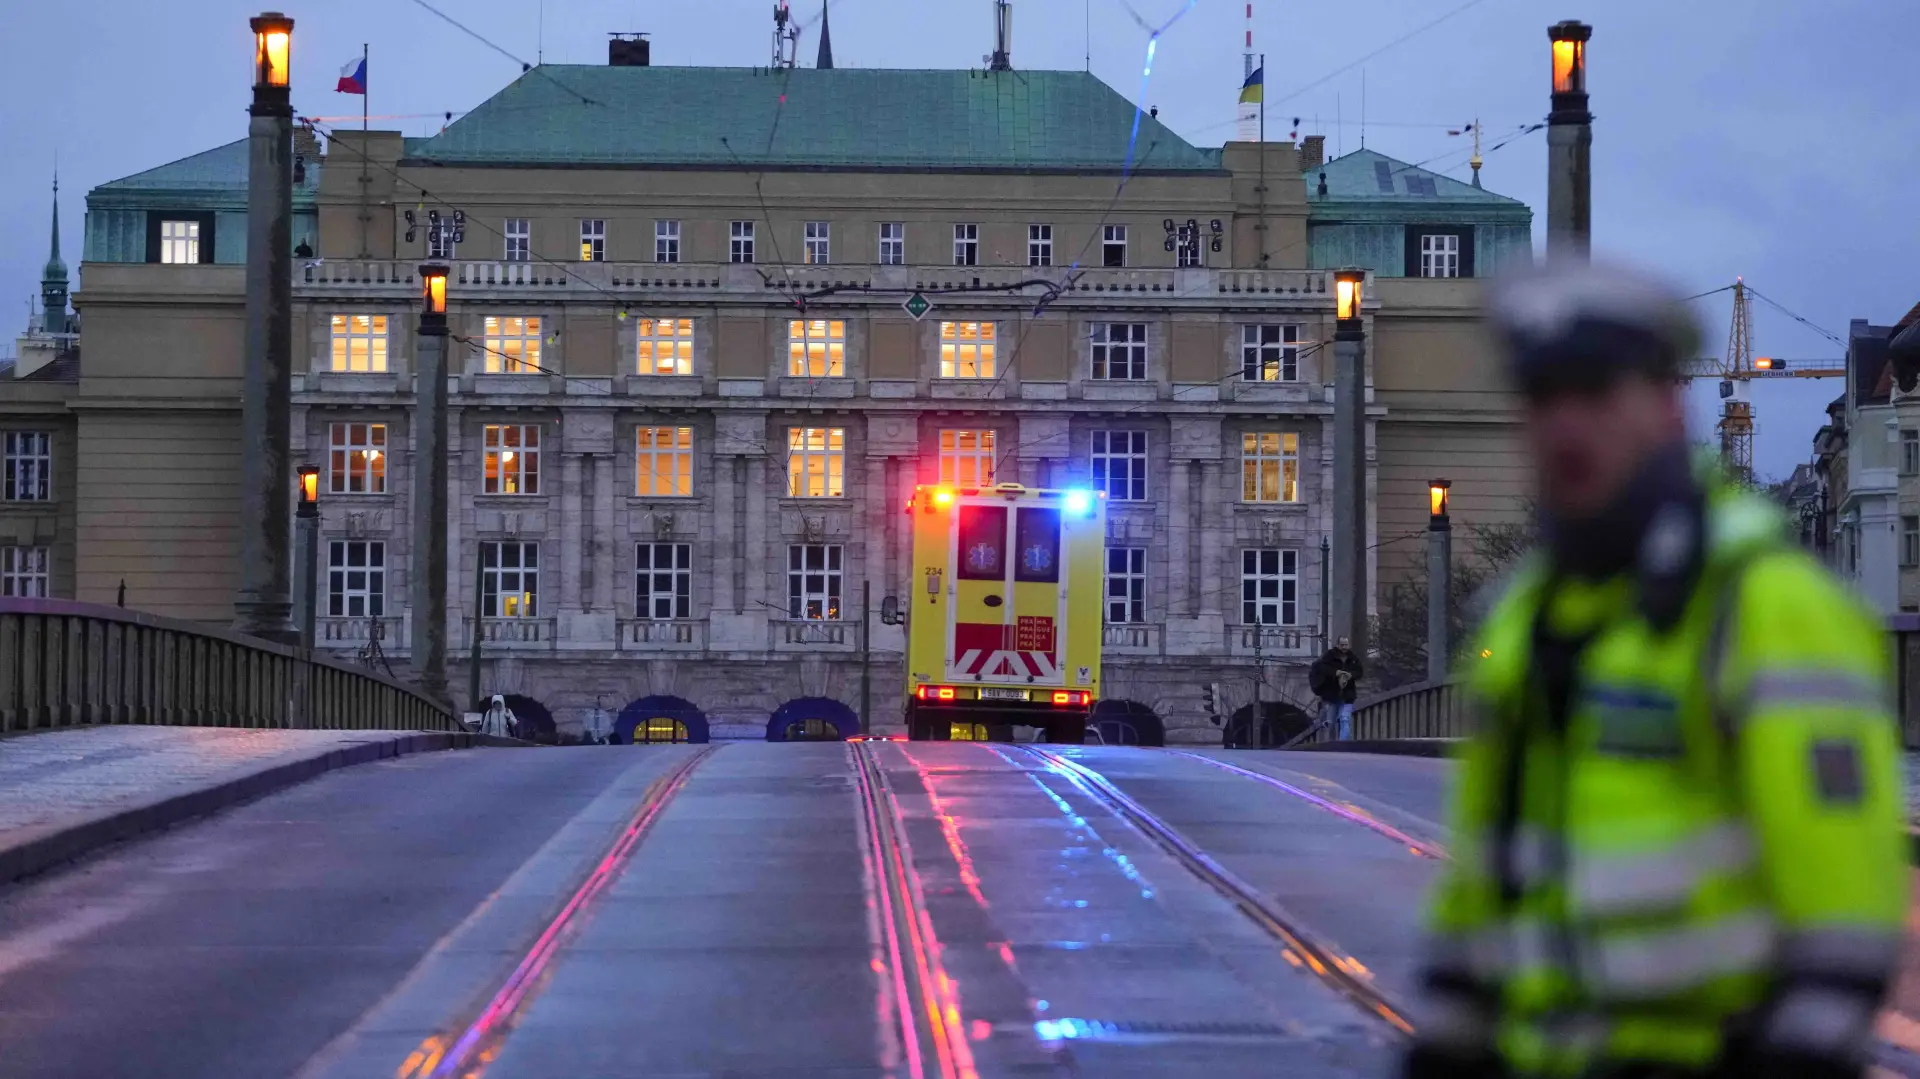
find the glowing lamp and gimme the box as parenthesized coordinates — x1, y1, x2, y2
(1334, 269, 1366, 323)
(933, 487, 954, 507)
(420, 263, 449, 315)
(937, 687, 956, 701)
(297, 465, 320, 507)
(251, 13, 294, 90)
(1429, 479, 1452, 521)
(1549, 21, 1590, 97)
(1063, 489, 1095, 516)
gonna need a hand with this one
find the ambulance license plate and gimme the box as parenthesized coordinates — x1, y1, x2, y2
(979, 687, 1027, 701)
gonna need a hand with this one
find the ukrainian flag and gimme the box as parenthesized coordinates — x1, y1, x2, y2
(1239, 66, 1264, 104)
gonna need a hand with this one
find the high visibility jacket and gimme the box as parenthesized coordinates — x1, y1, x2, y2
(1421, 485, 1909, 1077)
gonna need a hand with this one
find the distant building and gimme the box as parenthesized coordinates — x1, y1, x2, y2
(1811, 305, 1920, 614)
(0, 179, 79, 599)
(14, 49, 1537, 742)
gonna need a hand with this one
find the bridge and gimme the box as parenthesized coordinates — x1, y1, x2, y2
(6, 598, 1920, 1078)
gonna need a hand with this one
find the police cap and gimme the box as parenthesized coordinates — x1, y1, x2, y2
(1487, 259, 1702, 398)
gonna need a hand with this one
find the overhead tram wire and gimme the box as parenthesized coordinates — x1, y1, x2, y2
(1262, 0, 1497, 113)
(405, 0, 603, 106)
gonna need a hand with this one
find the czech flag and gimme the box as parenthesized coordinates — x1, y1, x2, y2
(1239, 66, 1263, 105)
(337, 55, 367, 95)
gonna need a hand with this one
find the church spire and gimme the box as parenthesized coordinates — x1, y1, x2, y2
(40, 173, 70, 335)
(815, 0, 834, 68)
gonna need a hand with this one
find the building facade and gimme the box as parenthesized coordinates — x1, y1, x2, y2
(14, 55, 1534, 743)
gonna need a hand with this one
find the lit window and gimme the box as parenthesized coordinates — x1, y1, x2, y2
(939, 321, 997, 379)
(879, 222, 905, 265)
(787, 427, 845, 498)
(635, 543, 692, 620)
(1106, 547, 1146, 624)
(787, 544, 844, 620)
(1420, 233, 1461, 279)
(804, 221, 831, 265)
(1091, 430, 1148, 502)
(953, 223, 979, 266)
(2, 431, 52, 502)
(1091, 322, 1148, 381)
(635, 426, 693, 497)
(635, 717, 690, 743)
(939, 430, 996, 487)
(483, 424, 541, 495)
(636, 317, 694, 376)
(1103, 224, 1128, 267)
(580, 219, 606, 262)
(329, 314, 390, 373)
(655, 220, 680, 264)
(788, 319, 846, 378)
(730, 220, 756, 264)
(159, 219, 200, 264)
(1242, 548, 1299, 626)
(1242, 432, 1300, 503)
(1241, 325, 1301, 382)
(328, 422, 388, 494)
(481, 316, 542, 374)
(504, 219, 530, 262)
(0, 546, 49, 598)
(1029, 224, 1053, 267)
(326, 540, 385, 618)
(480, 541, 539, 618)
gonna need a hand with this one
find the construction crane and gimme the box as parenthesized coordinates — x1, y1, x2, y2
(1679, 278, 1847, 483)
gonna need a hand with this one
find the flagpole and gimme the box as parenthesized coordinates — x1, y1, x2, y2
(1258, 52, 1267, 268)
(362, 43, 369, 135)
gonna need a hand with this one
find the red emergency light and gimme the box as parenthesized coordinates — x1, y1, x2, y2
(915, 685, 959, 701)
(1051, 691, 1089, 706)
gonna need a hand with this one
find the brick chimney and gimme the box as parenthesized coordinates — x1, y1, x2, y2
(1297, 135, 1326, 172)
(292, 125, 322, 163)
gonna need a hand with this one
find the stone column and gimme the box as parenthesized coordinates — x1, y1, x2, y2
(1167, 453, 1193, 616)
(233, 25, 297, 643)
(559, 453, 585, 612)
(1197, 461, 1224, 618)
(591, 453, 616, 614)
(408, 309, 450, 702)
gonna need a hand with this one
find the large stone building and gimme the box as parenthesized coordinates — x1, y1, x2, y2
(3, 47, 1534, 743)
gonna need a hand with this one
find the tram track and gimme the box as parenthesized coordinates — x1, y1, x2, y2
(850, 739, 982, 1079)
(1021, 747, 1920, 1079)
(1010, 744, 1416, 1037)
(394, 746, 716, 1079)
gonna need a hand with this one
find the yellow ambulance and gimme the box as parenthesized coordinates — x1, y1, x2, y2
(902, 482, 1106, 742)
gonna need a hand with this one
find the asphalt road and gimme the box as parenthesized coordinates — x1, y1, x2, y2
(0, 742, 1460, 1079)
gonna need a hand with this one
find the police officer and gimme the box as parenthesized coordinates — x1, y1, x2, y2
(1402, 260, 1909, 1079)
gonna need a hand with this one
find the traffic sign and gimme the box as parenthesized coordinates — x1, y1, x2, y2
(902, 292, 932, 321)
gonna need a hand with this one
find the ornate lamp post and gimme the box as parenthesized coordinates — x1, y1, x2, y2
(1547, 20, 1593, 261)
(1330, 269, 1370, 657)
(1427, 480, 1452, 682)
(411, 264, 452, 703)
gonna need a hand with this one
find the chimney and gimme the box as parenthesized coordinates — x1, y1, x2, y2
(1297, 134, 1325, 172)
(609, 33, 651, 67)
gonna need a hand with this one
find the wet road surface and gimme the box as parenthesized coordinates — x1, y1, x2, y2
(0, 743, 1505, 1078)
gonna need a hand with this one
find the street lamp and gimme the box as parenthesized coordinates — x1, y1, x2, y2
(1334, 268, 1366, 327)
(295, 465, 320, 652)
(234, 11, 298, 644)
(413, 262, 453, 706)
(252, 13, 293, 91)
(1546, 20, 1593, 261)
(1427, 479, 1453, 682)
(1330, 268, 1370, 658)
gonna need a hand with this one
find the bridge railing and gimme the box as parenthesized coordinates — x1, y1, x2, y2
(1297, 677, 1470, 745)
(1, 599, 459, 735)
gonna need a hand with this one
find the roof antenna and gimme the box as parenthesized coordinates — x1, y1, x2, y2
(772, 1, 799, 69)
(1470, 118, 1484, 188)
(988, 0, 1013, 72)
(537, 0, 545, 65)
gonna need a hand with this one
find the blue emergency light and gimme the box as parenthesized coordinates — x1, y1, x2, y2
(1063, 489, 1096, 516)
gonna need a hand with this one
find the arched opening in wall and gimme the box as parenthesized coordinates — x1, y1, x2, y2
(485, 694, 555, 743)
(767, 697, 860, 743)
(1090, 700, 1166, 747)
(1224, 701, 1313, 749)
(614, 695, 710, 745)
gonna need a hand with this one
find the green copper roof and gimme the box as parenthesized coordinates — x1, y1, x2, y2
(1310, 148, 1526, 208)
(92, 138, 321, 203)
(404, 67, 1221, 172)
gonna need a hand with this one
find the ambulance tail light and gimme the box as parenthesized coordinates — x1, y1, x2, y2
(1051, 691, 1089, 707)
(916, 685, 958, 701)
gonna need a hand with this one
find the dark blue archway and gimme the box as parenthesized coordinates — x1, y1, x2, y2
(1091, 699, 1165, 747)
(614, 695, 710, 745)
(767, 697, 860, 742)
